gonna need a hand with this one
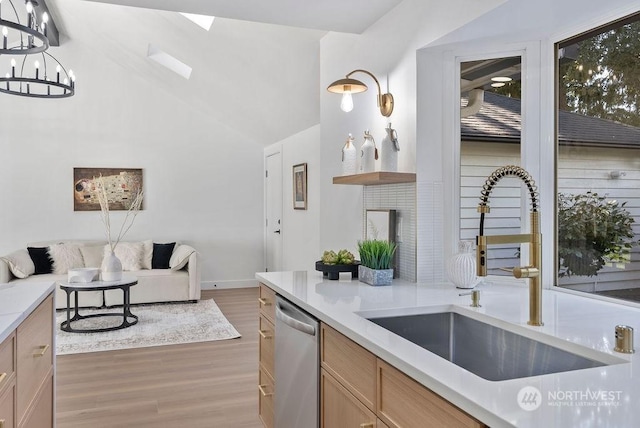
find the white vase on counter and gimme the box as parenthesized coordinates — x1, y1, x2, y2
(360, 130, 376, 173)
(446, 240, 480, 289)
(341, 133, 357, 175)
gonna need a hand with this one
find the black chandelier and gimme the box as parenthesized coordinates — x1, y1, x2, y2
(0, 0, 75, 98)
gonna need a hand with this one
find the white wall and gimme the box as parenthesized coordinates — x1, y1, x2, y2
(0, 38, 265, 287)
(265, 125, 321, 271)
(319, 0, 506, 272)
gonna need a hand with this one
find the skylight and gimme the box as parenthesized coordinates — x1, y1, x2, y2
(179, 13, 215, 31)
(147, 44, 192, 80)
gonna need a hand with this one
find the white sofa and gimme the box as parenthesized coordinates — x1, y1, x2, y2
(0, 240, 201, 309)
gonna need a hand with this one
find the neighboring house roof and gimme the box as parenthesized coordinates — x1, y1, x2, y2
(461, 92, 640, 148)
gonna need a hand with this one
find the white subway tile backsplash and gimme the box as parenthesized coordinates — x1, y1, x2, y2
(363, 183, 416, 281)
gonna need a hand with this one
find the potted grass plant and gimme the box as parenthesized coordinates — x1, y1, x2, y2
(357, 239, 397, 286)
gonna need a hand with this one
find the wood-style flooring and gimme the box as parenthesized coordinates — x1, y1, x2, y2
(56, 287, 262, 428)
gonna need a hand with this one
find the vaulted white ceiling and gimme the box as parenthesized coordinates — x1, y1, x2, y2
(43, 1, 401, 146)
(80, 0, 403, 34)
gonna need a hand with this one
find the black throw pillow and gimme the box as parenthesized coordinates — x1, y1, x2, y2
(152, 242, 176, 269)
(27, 247, 53, 274)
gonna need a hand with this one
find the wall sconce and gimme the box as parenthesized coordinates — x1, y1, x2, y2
(327, 69, 394, 117)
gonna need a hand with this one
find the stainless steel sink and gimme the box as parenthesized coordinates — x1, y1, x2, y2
(367, 311, 607, 381)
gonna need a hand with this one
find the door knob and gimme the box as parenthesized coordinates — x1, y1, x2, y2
(274, 230, 281, 234)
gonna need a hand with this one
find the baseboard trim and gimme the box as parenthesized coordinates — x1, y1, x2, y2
(201, 279, 258, 290)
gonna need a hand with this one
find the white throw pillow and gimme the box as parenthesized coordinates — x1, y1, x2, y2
(79, 246, 104, 268)
(141, 239, 153, 270)
(49, 243, 84, 275)
(1, 249, 35, 278)
(108, 242, 143, 271)
(169, 245, 195, 271)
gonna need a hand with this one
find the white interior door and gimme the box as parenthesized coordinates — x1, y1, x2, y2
(265, 152, 283, 272)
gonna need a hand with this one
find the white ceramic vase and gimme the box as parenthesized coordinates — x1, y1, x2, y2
(446, 240, 480, 289)
(380, 123, 399, 172)
(342, 134, 357, 175)
(360, 130, 376, 173)
(101, 250, 122, 282)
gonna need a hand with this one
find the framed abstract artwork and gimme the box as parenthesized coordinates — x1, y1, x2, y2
(73, 167, 144, 211)
(293, 163, 307, 210)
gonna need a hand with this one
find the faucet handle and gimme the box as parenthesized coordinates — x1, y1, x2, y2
(459, 289, 481, 307)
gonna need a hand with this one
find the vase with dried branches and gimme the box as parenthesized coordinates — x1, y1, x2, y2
(95, 175, 144, 281)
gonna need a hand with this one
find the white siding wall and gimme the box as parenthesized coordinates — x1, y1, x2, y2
(557, 145, 640, 292)
(460, 141, 521, 274)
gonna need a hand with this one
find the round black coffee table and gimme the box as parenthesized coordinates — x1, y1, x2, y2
(59, 275, 138, 333)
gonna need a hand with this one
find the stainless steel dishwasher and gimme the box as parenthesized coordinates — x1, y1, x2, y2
(275, 295, 319, 428)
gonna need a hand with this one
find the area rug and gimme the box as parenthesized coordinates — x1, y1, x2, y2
(56, 299, 241, 355)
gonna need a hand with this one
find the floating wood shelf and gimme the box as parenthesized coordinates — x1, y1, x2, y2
(332, 172, 416, 186)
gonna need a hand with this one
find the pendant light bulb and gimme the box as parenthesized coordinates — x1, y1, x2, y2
(2, 27, 7, 37)
(25, 2, 33, 13)
(340, 91, 354, 113)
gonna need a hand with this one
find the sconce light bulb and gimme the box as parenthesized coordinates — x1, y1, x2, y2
(26, 2, 33, 13)
(56, 64, 61, 73)
(42, 12, 49, 23)
(10, 58, 16, 67)
(2, 27, 7, 37)
(34, 60, 39, 69)
(340, 92, 354, 113)
(63, 77, 68, 85)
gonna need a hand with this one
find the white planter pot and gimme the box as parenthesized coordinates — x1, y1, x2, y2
(358, 265, 393, 286)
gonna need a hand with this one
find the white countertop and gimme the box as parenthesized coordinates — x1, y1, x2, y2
(0, 281, 56, 343)
(256, 271, 639, 428)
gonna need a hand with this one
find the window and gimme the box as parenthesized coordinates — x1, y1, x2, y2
(556, 14, 640, 303)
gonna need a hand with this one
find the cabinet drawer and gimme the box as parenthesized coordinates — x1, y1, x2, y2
(320, 323, 376, 412)
(258, 368, 274, 428)
(18, 373, 52, 428)
(321, 368, 376, 428)
(258, 284, 276, 323)
(258, 315, 275, 378)
(377, 360, 485, 428)
(16, 295, 53, 424)
(0, 379, 15, 428)
(0, 333, 15, 393)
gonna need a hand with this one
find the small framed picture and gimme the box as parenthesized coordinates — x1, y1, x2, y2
(293, 163, 307, 210)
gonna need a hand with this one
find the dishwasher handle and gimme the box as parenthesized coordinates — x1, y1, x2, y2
(276, 300, 316, 336)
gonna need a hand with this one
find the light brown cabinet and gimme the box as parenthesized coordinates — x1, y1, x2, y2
(258, 368, 274, 428)
(258, 284, 276, 428)
(321, 368, 376, 428)
(0, 294, 53, 428)
(377, 359, 484, 428)
(320, 323, 376, 411)
(0, 331, 16, 428)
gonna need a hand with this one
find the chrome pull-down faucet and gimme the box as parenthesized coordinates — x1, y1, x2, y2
(475, 165, 543, 326)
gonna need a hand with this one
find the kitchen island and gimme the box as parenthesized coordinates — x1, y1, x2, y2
(256, 271, 638, 427)
(0, 281, 55, 428)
